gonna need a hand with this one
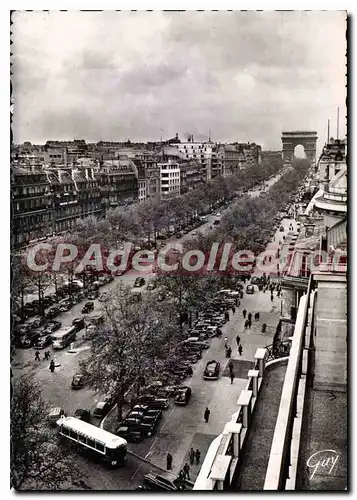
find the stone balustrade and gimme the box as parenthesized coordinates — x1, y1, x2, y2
(194, 346, 290, 491)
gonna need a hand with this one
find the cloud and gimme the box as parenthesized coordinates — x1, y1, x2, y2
(11, 10, 346, 150)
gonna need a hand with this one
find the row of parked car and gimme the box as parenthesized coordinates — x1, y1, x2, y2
(115, 285, 244, 445)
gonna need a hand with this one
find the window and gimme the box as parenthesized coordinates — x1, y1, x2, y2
(70, 429, 78, 440)
(96, 442, 105, 453)
(78, 433, 86, 444)
(87, 438, 96, 449)
(61, 426, 70, 436)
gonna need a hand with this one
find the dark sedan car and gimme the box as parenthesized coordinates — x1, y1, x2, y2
(46, 306, 61, 319)
(42, 320, 62, 335)
(33, 334, 52, 349)
(116, 425, 142, 443)
(246, 284, 255, 294)
(73, 408, 91, 423)
(135, 394, 169, 410)
(203, 360, 221, 380)
(174, 386, 192, 406)
(72, 317, 85, 331)
(71, 373, 85, 389)
(143, 472, 192, 491)
(82, 302, 94, 314)
(134, 277, 145, 287)
(87, 291, 99, 300)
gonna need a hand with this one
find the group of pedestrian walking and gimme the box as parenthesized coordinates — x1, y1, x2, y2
(35, 349, 51, 362)
(243, 310, 252, 329)
(189, 447, 201, 466)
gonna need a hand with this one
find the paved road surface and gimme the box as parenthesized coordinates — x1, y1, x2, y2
(13, 168, 293, 490)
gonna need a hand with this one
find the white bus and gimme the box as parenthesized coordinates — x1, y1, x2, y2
(52, 326, 77, 349)
(57, 416, 127, 467)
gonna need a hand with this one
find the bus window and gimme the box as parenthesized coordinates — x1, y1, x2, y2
(70, 429, 78, 440)
(78, 433, 86, 444)
(87, 438, 96, 450)
(96, 442, 105, 453)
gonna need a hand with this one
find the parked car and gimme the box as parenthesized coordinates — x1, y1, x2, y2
(116, 425, 142, 443)
(71, 373, 85, 390)
(203, 360, 221, 380)
(174, 386, 192, 406)
(59, 299, 74, 312)
(29, 316, 46, 329)
(82, 301, 94, 314)
(93, 401, 111, 418)
(33, 334, 52, 349)
(146, 280, 157, 291)
(213, 219, 220, 225)
(135, 394, 169, 410)
(123, 417, 155, 437)
(246, 284, 255, 294)
(22, 332, 41, 348)
(73, 408, 91, 423)
(87, 290, 99, 300)
(250, 276, 261, 285)
(46, 306, 61, 319)
(134, 277, 145, 287)
(143, 472, 192, 491)
(48, 407, 65, 426)
(42, 320, 62, 335)
(72, 317, 85, 331)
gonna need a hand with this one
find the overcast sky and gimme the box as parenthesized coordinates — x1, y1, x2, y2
(11, 10, 346, 150)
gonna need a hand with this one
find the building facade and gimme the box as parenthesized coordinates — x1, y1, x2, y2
(158, 159, 181, 199)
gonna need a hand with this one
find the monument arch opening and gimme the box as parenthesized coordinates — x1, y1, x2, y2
(294, 144, 306, 158)
(281, 130, 317, 164)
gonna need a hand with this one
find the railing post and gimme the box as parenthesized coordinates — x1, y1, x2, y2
(254, 348, 267, 377)
(209, 455, 232, 491)
(224, 422, 243, 458)
(237, 390, 253, 428)
(248, 369, 260, 397)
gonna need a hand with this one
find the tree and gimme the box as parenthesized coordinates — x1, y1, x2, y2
(80, 282, 180, 421)
(11, 376, 82, 490)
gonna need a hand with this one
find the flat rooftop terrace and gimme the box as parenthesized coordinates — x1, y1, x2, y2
(231, 361, 287, 491)
(296, 384, 347, 490)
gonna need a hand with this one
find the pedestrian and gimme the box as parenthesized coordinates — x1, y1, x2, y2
(244, 319, 249, 328)
(217, 327, 222, 337)
(230, 371, 235, 384)
(179, 469, 185, 481)
(226, 346, 232, 358)
(166, 452, 173, 470)
(242, 309, 247, 319)
(195, 449, 201, 466)
(183, 463, 190, 480)
(189, 447, 195, 466)
(277, 289, 281, 298)
(225, 311, 230, 322)
(35, 350, 40, 362)
(247, 312, 252, 321)
(270, 293, 274, 302)
(238, 344, 243, 356)
(254, 312, 260, 321)
(228, 360, 234, 372)
(224, 337, 228, 349)
(235, 297, 239, 307)
(49, 360, 55, 373)
(232, 306, 236, 314)
(248, 319, 252, 328)
(204, 407, 210, 423)
(236, 334, 241, 346)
